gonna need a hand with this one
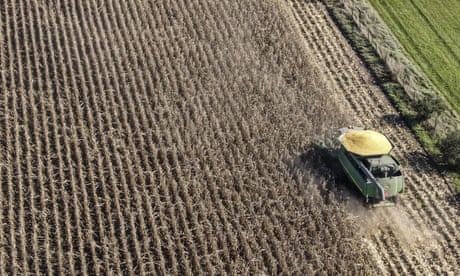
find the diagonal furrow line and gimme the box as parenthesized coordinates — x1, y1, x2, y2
(18, 0, 44, 272)
(0, 2, 12, 273)
(8, 1, 29, 273)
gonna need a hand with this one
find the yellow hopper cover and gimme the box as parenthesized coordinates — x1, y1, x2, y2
(339, 130, 393, 156)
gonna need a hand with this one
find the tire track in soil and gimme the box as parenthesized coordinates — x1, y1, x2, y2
(287, 0, 460, 274)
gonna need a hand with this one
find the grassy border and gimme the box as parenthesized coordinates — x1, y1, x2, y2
(321, 0, 459, 193)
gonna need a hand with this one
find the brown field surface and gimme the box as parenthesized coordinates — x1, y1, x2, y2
(0, 0, 458, 274)
(0, 0, 373, 274)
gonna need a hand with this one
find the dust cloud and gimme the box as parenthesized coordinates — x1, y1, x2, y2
(343, 196, 440, 251)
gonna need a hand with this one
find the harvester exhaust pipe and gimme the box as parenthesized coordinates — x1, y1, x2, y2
(375, 181, 386, 201)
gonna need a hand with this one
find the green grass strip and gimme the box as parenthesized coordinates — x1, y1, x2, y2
(369, 0, 460, 114)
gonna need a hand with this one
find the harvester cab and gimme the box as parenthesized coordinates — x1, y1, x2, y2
(337, 127, 404, 206)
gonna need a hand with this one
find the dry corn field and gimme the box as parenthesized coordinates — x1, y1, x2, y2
(0, 0, 458, 275)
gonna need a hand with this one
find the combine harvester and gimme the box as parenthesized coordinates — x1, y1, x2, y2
(338, 128, 404, 207)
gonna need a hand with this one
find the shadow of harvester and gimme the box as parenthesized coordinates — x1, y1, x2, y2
(290, 138, 365, 203)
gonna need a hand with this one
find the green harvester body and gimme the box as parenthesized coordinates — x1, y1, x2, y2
(338, 128, 404, 206)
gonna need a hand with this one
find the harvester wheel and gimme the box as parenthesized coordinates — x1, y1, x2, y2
(365, 197, 377, 207)
(391, 195, 399, 204)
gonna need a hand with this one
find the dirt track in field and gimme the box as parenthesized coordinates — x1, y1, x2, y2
(288, 0, 459, 274)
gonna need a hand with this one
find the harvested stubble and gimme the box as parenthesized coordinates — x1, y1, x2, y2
(0, 0, 376, 274)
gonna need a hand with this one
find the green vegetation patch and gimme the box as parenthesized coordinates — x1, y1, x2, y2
(368, 0, 460, 113)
